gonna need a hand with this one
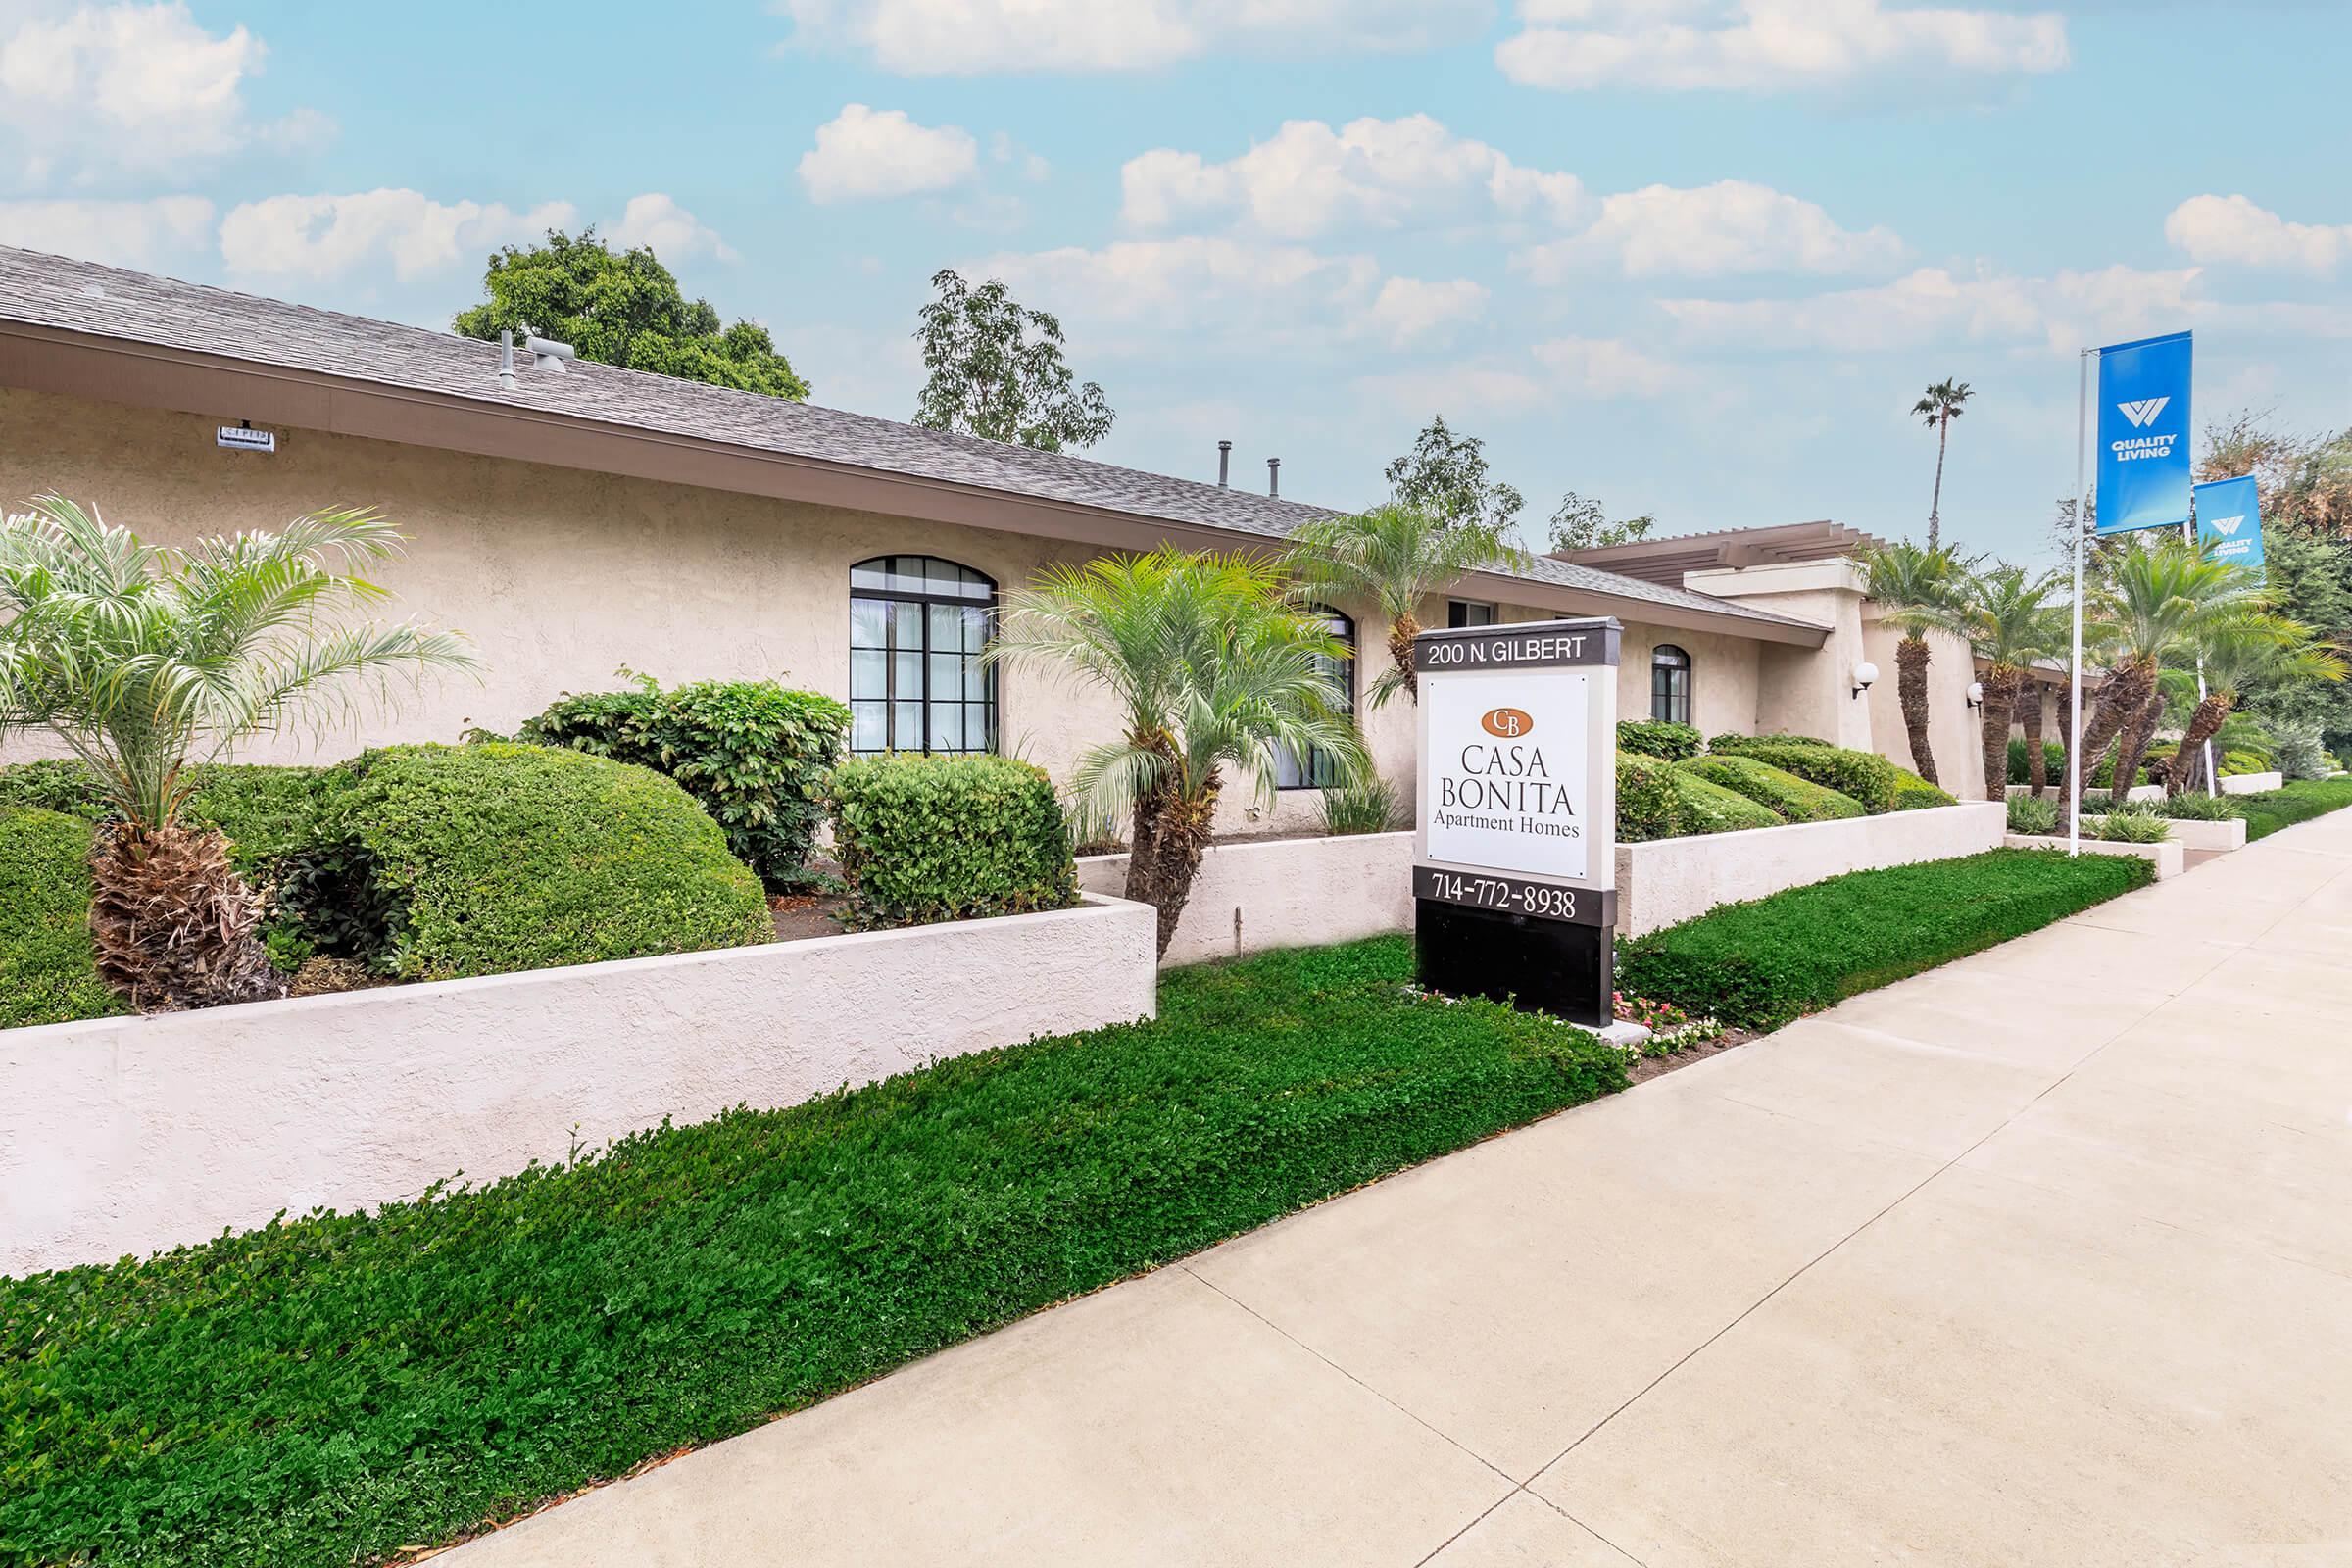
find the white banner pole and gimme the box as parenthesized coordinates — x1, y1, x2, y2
(2183, 508, 2218, 797)
(2068, 348, 2091, 857)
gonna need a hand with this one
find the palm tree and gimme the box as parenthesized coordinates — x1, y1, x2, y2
(985, 548, 1366, 956)
(0, 497, 475, 1008)
(1283, 502, 1527, 706)
(2073, 537, 2264, 801)
(1956, 563, 2065, 800)
(1913, 378, 1973, 551)
(2162, 617, 2346, 794)
(1856, 540, 1971, 786)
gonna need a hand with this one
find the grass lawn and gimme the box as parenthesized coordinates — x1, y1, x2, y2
(2236, 776, 2352, 841)
(0, 938, 1624, 1568)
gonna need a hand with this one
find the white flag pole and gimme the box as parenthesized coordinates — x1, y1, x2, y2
(2183, 504, 2218, 797)
(2068, 349, 2094, 855)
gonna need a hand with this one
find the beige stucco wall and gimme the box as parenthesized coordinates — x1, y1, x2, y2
(1078, 829, 1416, 966)
(1, 891, 1159, 1275)
(1861, 618, 1987, 799)
(1686, 561, 1876, 752)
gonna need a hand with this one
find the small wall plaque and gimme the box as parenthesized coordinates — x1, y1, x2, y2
(217, 424, 276, 453)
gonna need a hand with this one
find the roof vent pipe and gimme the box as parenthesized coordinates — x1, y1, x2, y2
(499, 329, 517, 392)
(1217, 440, 1232, 487)
(1267, 457, 1280, 498)
(518, 322, 575, 374)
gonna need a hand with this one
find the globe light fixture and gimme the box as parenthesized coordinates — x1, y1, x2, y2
(1851, 661, 1879, 700)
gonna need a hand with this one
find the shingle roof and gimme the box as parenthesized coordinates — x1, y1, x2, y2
(0, 245, 1820, 634)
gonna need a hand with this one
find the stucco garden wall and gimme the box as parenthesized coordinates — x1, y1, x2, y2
(2003, 833, 2182, 880)
(1078, 831, 1415, 966)
(1615, 801, 2006, 938)
(0, 894, 1157, 1276)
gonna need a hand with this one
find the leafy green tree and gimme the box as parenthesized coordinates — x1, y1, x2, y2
(985, 550, 1363, 955)
(0, 497, 474, 1008)
(1384, 416, 1523, 531)
(1546, 491, 1655, 553)
(454, 228, 808, 399)
(1284, 503, 1529, 706)
(912, 270, 1113, 452)
(1913, 377, 1973, 551)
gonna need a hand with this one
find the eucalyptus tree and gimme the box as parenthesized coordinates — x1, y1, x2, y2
(984, 548, 1365, 956)
(1283, 503, 1528, 706)
(1855, 539, 1972, 786)
(0, 498, 475, 1008)
(1957, 563, 2066, 800)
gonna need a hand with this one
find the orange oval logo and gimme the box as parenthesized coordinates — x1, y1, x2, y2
(1481, 708, 1534, 738)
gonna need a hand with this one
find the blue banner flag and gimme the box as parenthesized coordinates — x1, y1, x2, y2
(2195, 474, 2263, 568)
(2095, 330, 2193, 535)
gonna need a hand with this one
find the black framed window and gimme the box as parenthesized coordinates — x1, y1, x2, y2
(1275, 606, 1355, 789)
(849, 556, 997, 757)
(1650, 643, 1692, 725)
(1447, 599, 1497, 629)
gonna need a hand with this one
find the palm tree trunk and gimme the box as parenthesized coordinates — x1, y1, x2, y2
(2022, 682, 2048, 798)
(1127, 776, 1222, 958)
(1928, 421, 1948, 552)
(2110, 690, 2165, 801)
(1895, 634, 1938, 785)
(1979, 667, 2018, 801)
(2073, 662, 2150, 798)
(2170, 694, 2230, 795)
(88, 821, 283, 1010)
(1388, 609, 1422, 703)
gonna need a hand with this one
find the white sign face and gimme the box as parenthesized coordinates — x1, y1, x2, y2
(1424, 666, 1593, 881)
(216, 425, 276, 453)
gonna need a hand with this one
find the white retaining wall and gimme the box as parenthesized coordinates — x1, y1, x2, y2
(1615, 802, 2007, 939)
(1079, 831, 1416, 967)
(2162, 816, 2246, 853)
(2, 895, 1158, 1276)
(2221, 771, 2285, 796)
(2004, 833, 2184, 880)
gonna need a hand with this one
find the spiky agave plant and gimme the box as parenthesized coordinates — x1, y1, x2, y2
(0, 497, 475, 1009)
(1282, 502, 1527, 706)
(985, 548, 1367, 956)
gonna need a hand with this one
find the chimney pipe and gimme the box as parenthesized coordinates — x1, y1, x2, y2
(1217, 440, 1232, 487)
(1267, 457, 1281, 498)
(499, 329, 517, 392)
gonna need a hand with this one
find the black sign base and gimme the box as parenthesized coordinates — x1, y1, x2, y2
(1415, 898, 1614, 1027)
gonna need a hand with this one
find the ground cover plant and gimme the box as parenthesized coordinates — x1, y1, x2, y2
(0, 937, 1625, 1568)
(2006, 793, 2060, 835)
(0, 808, 124, 1029)
(2156, 792, 2244, 821)
(1675, 754, 1864, 822)
(2236, 776, 2352, 840)
(1617, 849, 2151, 1029)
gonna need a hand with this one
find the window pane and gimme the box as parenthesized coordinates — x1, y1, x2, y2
(928, 704, 962, 752)
(927, 557, 961, 592)
(963, 658, 990, 701)
(890, 556, 928, 593)
(893, 601, 923, 648)
(929, 651, 962, 700)
(961, 606, 989, 652)
(851, 701, 887, 752)
(928, 602, 960, 653)
(851, 559, 889, 591)
(894, 649, 922, 701)
(894, 700, 922, 749)
(850, 648, 886, 701)
(851, 599, 889, 649)
(1273, 743, 1306, 789)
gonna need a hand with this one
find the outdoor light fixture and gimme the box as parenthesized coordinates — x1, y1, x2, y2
(1965, 680, 1985, 710)
(1851, 661, 1879, 700)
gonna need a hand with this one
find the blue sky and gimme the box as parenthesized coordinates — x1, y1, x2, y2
(1, 1, 2345, 564)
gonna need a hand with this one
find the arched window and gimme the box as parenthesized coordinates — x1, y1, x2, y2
(1275, 606, 1356, 789)
(849, 556, 997, 757)
(1650, 644, 1692, 725)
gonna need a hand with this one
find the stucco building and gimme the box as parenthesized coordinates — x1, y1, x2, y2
(0, 247, 1988, 829)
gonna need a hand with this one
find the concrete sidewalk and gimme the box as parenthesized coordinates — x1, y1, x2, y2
(449, 812, 2352, 1567)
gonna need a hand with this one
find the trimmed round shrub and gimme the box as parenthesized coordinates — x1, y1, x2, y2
(0, 807, 126, 1028)
(1710, 735, 1901, 813)
(827, 754, 1079, 930)
(1671, 770, 1782, 835)
(1616, 751, 1682, 842)
(1676, 754, 1864, 822)
(1615, 719, 1701, 761)
(1888, 768, 1957, 810)
(295, 744, 770, 980)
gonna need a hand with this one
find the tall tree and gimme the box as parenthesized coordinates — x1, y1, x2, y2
(1856, 540, 1971, 786)
(912, 270, 1113, 452)
(2076, 538, 2264, 798)
(455, 228, 808, 398)
(1284, 503, 1529, 706)
(1913, 378, 1973, 551)
(0, 498, 474, 1008)
(1546, 492, 1656, 553)
(1957, 563, 2065, 800)
(1384, 416, 1523, 532)
(2164, 616, 2345, 794)
(984, 550, 1363, 956)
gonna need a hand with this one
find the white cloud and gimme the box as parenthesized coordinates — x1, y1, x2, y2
(0, 194, 211, 267)
(1659, 263, 2208, 355)
(2165, 194, 2350, 277)
(774, 0, 1488, 74)
(1514, 179, 1905, 279)
(218, 189, 575, 281)
(1363, 276, 1489, 346)
(1122, 115, 1583, 240)
(973, 236, 1380, 350)
(606, 193, 737, 262)
(1531, 334, 1685, 396)
(0, 1, 329, 183)
(1355, 362, 1548, 419)
(1497, 0, 2068, 93)
(797, 103, 979, 204)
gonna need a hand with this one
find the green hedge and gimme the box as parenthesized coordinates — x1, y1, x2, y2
(1615, 751, 1681, 842)
(1614, 719, 1701, 761)
(0, 761, 336, 879)
(2237, 776, 2352, 841)
(2007, 736, 2066, 785)
(1709, 734, 1901, 813)
(0, 808, 125, 1029)
(827, 754, 1079, 930)
(0, 938, 1623, 1568)
(298, 744, 771, 979)
(1671, 769, 1782, 834)
(520, 677, 850, 891)
(1675, 754, 1864, 822)
(1617, 849, 2152, 1029)
(1888, 768, 1957, 811)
